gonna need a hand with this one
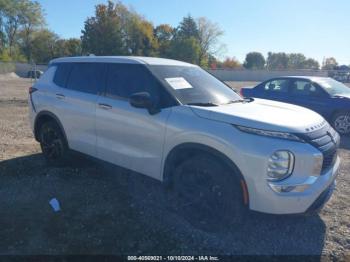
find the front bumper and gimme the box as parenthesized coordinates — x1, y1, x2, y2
(306, 181, 336, 213)
(249, 156, 340, 214)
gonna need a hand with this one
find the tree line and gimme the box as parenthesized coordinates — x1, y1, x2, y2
(0, 0, 343, 70)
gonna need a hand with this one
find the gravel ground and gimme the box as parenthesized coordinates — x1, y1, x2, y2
(0, 76, 349, 259)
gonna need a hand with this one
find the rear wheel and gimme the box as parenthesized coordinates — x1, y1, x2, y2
(168, 154, 246, 230)
(39, 121, 69, 166)
(332, 111, 350, 135)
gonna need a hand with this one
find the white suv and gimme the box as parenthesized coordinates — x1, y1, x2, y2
(29, 56, 340, 221)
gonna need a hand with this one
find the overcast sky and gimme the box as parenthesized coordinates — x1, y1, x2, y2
(37, 0, 350, 65)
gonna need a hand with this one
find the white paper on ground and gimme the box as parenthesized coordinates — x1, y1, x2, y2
(49, 198, 61, 212)
(165, 77, 193, 90)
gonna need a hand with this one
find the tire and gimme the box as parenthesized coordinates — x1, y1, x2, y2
(167, 154, 246, 231)
(332, 111, 350, 135)
(39, 121, 69, 166)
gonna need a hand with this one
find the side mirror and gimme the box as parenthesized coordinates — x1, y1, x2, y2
(129, 92, 160, 115)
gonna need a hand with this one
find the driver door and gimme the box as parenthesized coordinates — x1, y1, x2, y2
(95, 63, 173, 180)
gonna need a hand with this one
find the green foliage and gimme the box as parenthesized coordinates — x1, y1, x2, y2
(54, 38, 82, 58)
(322, 57, 338, 70)
(267, 52, 289, 70)
(0, 0, 45, 62)
(169, 37, 201, 64)
(176, 15, 199, 40)
(243, 52, 265, 69)
(81, 1, 126, 56)
(154, 24, 174, 57)
(30, 29, 58, 63)
(81, 1, 158, 56)
(0, 49, 11, 61)
(303, 58, 319, 70)
(266, 52, 320, 70)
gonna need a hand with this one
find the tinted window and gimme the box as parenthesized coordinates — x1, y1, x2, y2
(290, 80, 322, 97)
(148, 65, 241, 105)
(264, 79, 289, 93)
(106, 64, 175, 108)
(53, 63, 73, 88)
(66, 63, 105, 94)
(314, 78, 350, 96)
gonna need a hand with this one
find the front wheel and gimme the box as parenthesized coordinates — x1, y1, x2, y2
(168, 154, 247, 230)
(39, 121, 69, 166)
(332, 111, 350, 135)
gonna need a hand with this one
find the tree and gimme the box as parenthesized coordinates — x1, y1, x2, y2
(2, 0, 23, 57)
(0, 0, 7, 52)
(154, 24, 174, 57)
(197, 17, 224, 66)
(124, 12, 158, 56)
(18, 0, 45, 61)
(217, 57, 242, 69)
(81, 1, 126, 55)
(31, 29, 58, 63)
(266, 52, 289, 70)
(303, 58, 319, 70)
(81, 1, 158, 56)
(169, 37, 201, 64)
(322, 57, 338, 70)
(176, 15, 199, 40)
(243, 52, 265, 69)
(63, 38, 82, 56)
(287, 53, 307, 69)
(53, 38, 82, 58)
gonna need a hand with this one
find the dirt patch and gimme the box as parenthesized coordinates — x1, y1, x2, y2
(0, 77, 349, 258)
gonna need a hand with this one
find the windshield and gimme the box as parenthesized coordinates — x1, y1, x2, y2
(314, 78, 350, 96)
(148, 65, 242, 105)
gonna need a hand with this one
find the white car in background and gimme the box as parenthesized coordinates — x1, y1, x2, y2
(28, 56, 340, 224)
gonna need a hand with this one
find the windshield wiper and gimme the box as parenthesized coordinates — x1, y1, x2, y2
(187, 102, 219, 107)
(226, 97, 254, 104)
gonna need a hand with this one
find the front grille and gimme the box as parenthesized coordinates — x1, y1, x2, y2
(297, 123, 340, 173)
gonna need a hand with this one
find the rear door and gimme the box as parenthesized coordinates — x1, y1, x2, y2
(258, 78, 291, 103)
(288, 79, 331, 118)
(52, 62, 105, 157)
(95, 63, 174, 179)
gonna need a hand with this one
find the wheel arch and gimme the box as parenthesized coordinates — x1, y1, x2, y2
(163, 142, 249, 205)
(34, 111, 68, 144)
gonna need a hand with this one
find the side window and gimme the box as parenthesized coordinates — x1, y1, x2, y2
(106, 64, 175, 108)
(53, 63, 73, 88)
(66, 63, 105, 94)
(264, 79, 289, 93)
(290, 80, 321, 97)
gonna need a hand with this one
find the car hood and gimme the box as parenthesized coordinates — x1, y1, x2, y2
(189, 98, 325, 133)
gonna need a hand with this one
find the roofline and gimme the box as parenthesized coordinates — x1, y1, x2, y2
(49, 56, 196, 67)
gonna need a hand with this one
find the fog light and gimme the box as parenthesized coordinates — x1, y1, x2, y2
(267, 150, 294, 181)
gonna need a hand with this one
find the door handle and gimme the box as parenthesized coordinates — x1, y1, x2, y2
(98, 103, 112, 110)
(56, 93, 65, 99)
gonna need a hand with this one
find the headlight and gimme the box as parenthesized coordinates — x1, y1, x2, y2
(267, 150, 294, 181)
(234, 125, 304, 142)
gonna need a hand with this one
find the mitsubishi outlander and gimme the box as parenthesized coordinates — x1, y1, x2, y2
(29, 56, 340, 222)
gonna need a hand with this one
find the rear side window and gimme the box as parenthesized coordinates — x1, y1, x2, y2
(66, 63, 105, 94)
(290, 80, 322, 97)
(264, 79, 290, 93)
(106, 64, 175, 108)
(53, 63, 73, 88)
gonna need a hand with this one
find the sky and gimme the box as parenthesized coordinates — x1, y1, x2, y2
(36, 0, 350, 65)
